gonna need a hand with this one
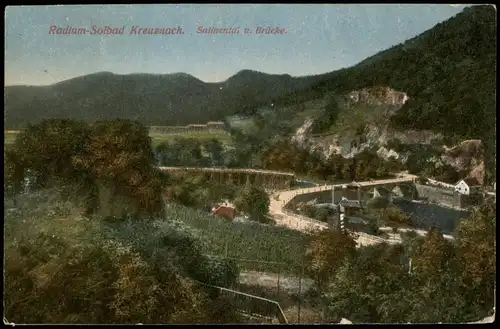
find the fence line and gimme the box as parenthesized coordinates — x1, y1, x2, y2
(282, 208, 328, 230)
(195, 281, 288, 323)
(206, 254, 289, 266)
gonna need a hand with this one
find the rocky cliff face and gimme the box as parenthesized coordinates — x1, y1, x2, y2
(290, 119, 314, 146)
(292, 87, 441, 158)
(441, 140, 485, 185)
(291, 86, 485, 183)
(346, 86, 409, 107)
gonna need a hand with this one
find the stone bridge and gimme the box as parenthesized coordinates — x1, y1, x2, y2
(158, 167, 295, 190)
(280, 177, 418, 208)
(360, 181, 417, 201)
(158, 165, 419, 247)
(269, 174, 419, 247)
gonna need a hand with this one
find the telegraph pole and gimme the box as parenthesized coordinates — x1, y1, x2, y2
(338, 202, 345, 234)
(297, 256, 304, 324)
(332, 185, 335, 204)
(277, 263, 281, 297)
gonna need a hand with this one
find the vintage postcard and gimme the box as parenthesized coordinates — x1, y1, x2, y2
(4, 4, 496, 325)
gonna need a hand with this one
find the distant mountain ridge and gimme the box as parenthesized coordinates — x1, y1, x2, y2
(4, 3, 496, 184)
(4, 69, 332, 129)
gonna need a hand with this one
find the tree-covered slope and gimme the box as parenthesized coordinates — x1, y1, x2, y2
(279, 5, 495, 141)
(265, 5, 497, 180)
(4, 70, 330, 129)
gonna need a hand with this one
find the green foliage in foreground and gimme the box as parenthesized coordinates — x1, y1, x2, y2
(315, 203, 496, 324)
(4, 187, 312, 324)
(4, 189, 242, 324)
(166, 203, 311, 274)
(5, 119, 166, 218)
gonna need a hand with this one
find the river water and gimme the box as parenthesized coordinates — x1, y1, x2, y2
(393, 199, 470, 236)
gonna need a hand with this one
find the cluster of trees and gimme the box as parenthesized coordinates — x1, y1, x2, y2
(155, 135, 269, 170)
(260, 141, 402, 181)
(305, 203, 496, 323)
(309, 96, 342, 135)
(392, 144, 463, 183)
(298, 204, 331, 223)
(5, 119, 165, 219)
(4, 189, 242, 324)
(164, 173, 237, 211)
(164, 171, 271, 223)
(4, 119, 273, 222)
(3, 119, 260, 324)
(156, 120, 407, 186)
(155, 138, 226, 167)
(372, 207, 413, 230)
(156, 129, 405, 185)
(233, 184, 271, 223)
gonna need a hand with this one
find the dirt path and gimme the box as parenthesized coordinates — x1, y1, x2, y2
(239, 270, 314, 294)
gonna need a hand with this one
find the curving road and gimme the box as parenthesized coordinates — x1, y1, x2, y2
(268, 173, 418, 247)
(158, 166, 295, 177)
(157, 165, 418, 247)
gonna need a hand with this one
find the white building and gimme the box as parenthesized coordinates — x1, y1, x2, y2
(454, 178, 482, 196)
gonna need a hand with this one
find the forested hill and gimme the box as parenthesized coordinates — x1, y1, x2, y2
(275, 5, 495, 138)
(269, 5, 496, 178)
(4, 69, 333, 129)
(5, 5, 496, 157)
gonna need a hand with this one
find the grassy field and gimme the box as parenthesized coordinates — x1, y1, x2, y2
(5, 130, 231, 147)
(4, 131, 20, 145)
(166, 204, 311, 275)
(6, 184, 310, 273)
(6, 188, 310, 277)
(150, 132, 231, 147)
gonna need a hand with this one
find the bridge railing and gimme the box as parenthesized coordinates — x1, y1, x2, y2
(275, 175, 417, 243)
(278, 184, 406, 245)
(278, 185, 334, 206)
(286, 178, 414, 201)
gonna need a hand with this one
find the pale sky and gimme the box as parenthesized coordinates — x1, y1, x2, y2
(4, 4, 470, 86)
